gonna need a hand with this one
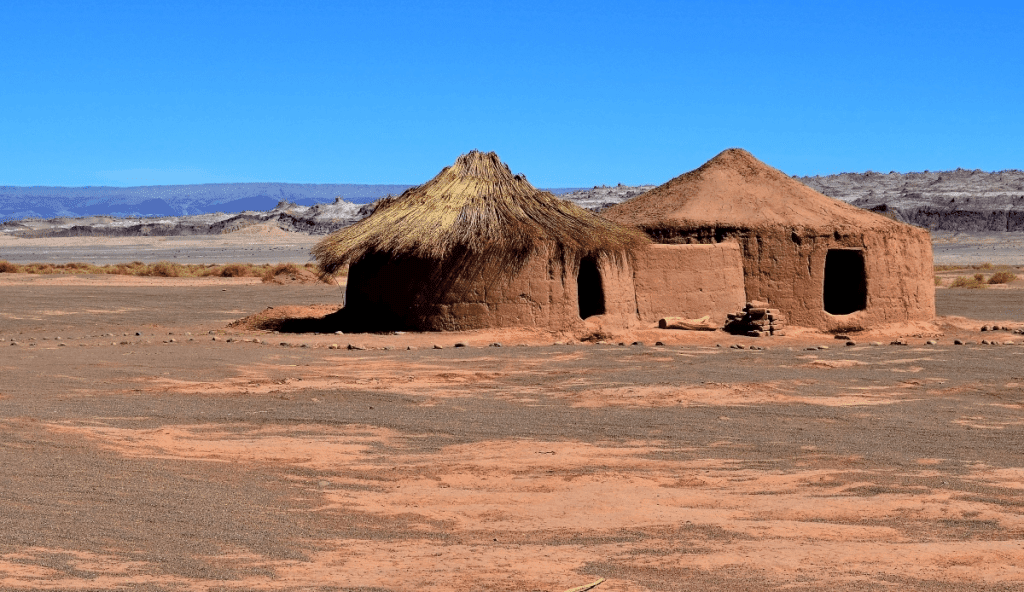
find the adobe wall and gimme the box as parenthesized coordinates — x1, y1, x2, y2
(632, 244, 746, 324)
(343, 244, 638, 332)
(736, 225, 935, 331)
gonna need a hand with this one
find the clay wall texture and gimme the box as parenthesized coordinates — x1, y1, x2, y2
(727, 226, 935, 331)
(344, 243, 638, 332)
(632, 244, 746, 323)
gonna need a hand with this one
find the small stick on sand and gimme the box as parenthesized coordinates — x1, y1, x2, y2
(561, 577, 606, 592)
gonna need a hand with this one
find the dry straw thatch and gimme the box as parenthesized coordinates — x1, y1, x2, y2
(312, 150, 648, 276)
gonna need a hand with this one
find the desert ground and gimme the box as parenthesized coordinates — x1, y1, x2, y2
(2, 234, 1024, 591)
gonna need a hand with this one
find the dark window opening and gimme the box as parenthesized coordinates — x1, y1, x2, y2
(577, 256, 606, 319)
(823, 249, 867, 315)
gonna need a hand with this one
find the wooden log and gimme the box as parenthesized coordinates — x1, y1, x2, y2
(659, 315, 717, 331)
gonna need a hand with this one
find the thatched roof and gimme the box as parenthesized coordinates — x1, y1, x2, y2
(604, 148, 911, 234)
(313, 150, 648, 274)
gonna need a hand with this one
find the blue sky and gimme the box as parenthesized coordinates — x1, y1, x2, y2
(2, 0, 1022, 187)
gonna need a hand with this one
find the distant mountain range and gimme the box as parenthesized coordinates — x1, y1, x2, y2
(5, 170, 1024, 233)
(0, 183, 413, 220)
(0, 183, 585, 221)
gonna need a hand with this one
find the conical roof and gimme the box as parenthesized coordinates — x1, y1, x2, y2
(604, 148, 902, 232)
(313, 150, 648, 274)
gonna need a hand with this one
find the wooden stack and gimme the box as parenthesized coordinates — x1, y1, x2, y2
(725, 300, 786, 337)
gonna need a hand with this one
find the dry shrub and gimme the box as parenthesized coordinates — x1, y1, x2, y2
(148, 261, 181, 277)
(988, 271, 1018, 284)
(262, 263, 301, 282)
(934, 275, 944, 287)
(0, 260, 20, 273)
(207, 263, 257, 277)
(951, 275, 986, 289)
(24, 263, 55, 274)
(978, 262, 993, 269)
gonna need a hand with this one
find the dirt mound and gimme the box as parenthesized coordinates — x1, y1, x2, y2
(229, 304, 344, 332)
(604, 148, 898, 232)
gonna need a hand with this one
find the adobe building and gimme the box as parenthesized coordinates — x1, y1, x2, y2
(313, 150, 649, 332)
(313, 150, 748, 333)
(603, 148, 935, 331)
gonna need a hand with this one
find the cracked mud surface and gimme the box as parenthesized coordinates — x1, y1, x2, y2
(2, 278, 1024, 590)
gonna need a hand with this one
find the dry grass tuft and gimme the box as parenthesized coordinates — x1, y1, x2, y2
(312, 150, 649, 277)
(951, 275, 986, 289)
(987, 271, 1018, 284)
(261, 263, 301, 282)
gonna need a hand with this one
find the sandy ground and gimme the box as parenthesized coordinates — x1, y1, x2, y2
(3, 230, 1024, 266)
(1, 276, 1024, 591)
(0, 231, 320, 265)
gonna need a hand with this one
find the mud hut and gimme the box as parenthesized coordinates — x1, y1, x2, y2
(313, 150, 649, 332)
(603, 149, 935, 331)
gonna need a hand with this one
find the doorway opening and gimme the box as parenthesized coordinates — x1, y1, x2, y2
(823, 249, 867, 315)
(577, 256, 606, 319)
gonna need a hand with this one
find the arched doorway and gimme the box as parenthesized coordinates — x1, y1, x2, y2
(823, 249, 867, 315)
(577, 256, 606, 319)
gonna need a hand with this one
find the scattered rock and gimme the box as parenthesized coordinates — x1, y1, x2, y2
(846, 341, 856, 346)
(433, 344, 443, 349)
(489, 342, 503, 347)
(926, 339, 938, 345)
(817, 345, 829, 350)
(454, 342, 468, 348)
(834, 334, 851, 340)
(631, 341, 644, 346)
(655, 341, 665, 346)
(348, 344, 366, 350)
(954, 339, 964, 345)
